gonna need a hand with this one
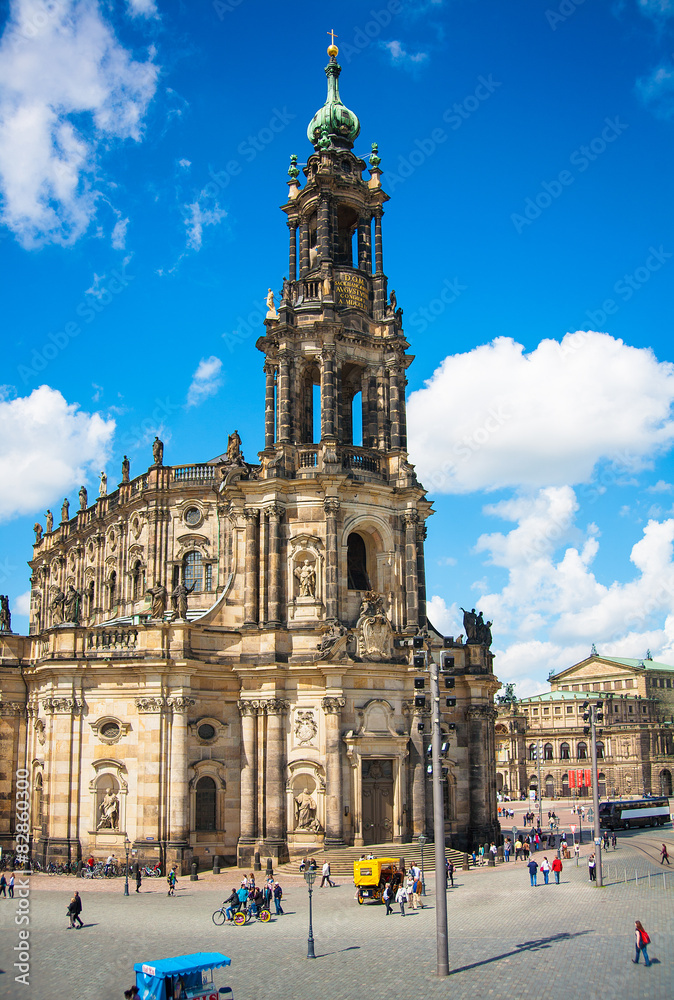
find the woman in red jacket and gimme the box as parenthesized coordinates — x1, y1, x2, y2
(551, 857, 563, 884)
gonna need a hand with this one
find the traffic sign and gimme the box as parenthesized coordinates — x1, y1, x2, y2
(570, 825, 576, 832)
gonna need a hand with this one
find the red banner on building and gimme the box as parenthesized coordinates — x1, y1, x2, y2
(584, 769, 592, 788)
(577, 769, 584, 788)
(569, 770, 576, 788)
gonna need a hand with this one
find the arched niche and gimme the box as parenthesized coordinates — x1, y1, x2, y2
(88, 759, 128, 835)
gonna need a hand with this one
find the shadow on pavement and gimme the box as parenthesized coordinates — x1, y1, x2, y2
(448, 930, 593, 976)
(315, 946, 361, 959)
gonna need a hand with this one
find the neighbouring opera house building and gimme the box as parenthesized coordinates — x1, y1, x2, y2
(496, 652, 674, 801)
(0, 46, 500, 871)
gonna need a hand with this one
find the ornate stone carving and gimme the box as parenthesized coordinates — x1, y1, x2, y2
(167, 695, 196, 713)
(262, 698, 290, 715)
(403, 509, 419, 528)
(355, 591, 393, 662)
(294, 559, 316, 597)
(35, 718, 46, 745)
(294, 786, 322, 832)
(316, 621, 351, 661)
(90, 718, 131, 744)
(0, 701, 24, 715)
(135, 697, 167, 714)
(266, 503, 285, 521)
(321, 697, 345, 715)
(243, 507, 259, 523)
(294, 710, 318, 745)
(43, 697, 83, 715)
(323, 497, 340, 516)
(237, 699, 259, 717)
(96, 788, 120, 830)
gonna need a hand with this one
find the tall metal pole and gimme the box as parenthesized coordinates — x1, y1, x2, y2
(536, 740, 543, 829)
(429, 658, 449, 977)
(590, 706, 603, 887)
(305, 870, 316, 958)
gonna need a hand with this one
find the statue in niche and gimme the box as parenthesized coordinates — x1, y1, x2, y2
(121, 455, 130, 483)
(51, 587, 66, 624)
(152, 436, 163, 466)
(79, 486, 88, 510)
(34, 522, 43, 543)
(146, 581, 168, 620)
(97, 787, 120, 831)
(63, 584, 81, 624)
(45, 510, 54, 533)
(294, 786, 321, 832)
(294, 559, 316, 598)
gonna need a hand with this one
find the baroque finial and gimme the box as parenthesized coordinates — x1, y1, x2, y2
(369, 141, 381, 168)
(288, 153, 300, 180)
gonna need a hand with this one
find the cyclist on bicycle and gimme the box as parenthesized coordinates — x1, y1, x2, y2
(223, 888, 239, 922)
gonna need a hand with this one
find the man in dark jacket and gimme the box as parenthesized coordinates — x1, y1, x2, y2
(224, 888, 239, 921)
(527, 858, 538, 887)
(68, 891, 84, 928)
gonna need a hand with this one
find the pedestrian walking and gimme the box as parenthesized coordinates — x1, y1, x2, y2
(395, 882, 408, 916)
(660, 844, 671, 866)
(406, 874, 419, 910)
(514, 838, 522, 861)
(527, 858, 538, 887)
(0, 874, 6, 897)
(504, 838, 511, 862)
(135, 867, 142, 893)
(574, 843, 580, 863)
(273, 881, 284, 915)
(320, 861, 335, 887)
(447, 860, 455, 887)
(8, 874, 14, 898)
(551, 857, 563, 884)
(611, 833, 617, 850)
(540, 857, 551, 885)
(383, 882, 393, 915)
(167, 866, 177, 896)
(67, 891, 83, 928)
(588, 854, 597, 882)
(632, 920, 652, 966)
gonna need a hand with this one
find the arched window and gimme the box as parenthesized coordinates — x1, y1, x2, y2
(347, 533, 370, 590)
(660, 769, 673, 797)
(560, 742, 570, 760)
(545, 775, 555, 797)
(597, 772, 607, 797)
(528, 744, 537, 761)
(132, 560, 144, 600)
(108, 570, 117, 610)
(577, 742, 588, 760)
(561, 773, 569, 797)
(543, 743, 553, 761)
(183, 551, 203, 593)
(596, 742, 604, 760)
(195, 776, 216, 831)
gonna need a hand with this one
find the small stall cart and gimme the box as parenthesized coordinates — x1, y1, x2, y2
(133, 951, 232, 1000)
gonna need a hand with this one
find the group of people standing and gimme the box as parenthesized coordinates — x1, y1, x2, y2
(222, 874, 284, 920)
(382, 862, 424, 916)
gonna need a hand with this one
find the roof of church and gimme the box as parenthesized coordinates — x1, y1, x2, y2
(307, 45, 360, 151)
(550, 654, 674, 679)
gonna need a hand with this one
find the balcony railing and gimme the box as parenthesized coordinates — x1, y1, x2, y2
(88, 628, 138, 651)
(173, 464, 216, 483)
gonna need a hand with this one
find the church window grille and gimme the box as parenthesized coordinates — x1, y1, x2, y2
(195, 776, 216, 831)
(198, 723, 216, 741)
(347, 532, 370, 591)
(183, 551, 203, 592)
(560, 743, 570, 760)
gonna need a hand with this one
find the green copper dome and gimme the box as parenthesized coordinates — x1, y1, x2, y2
(307, 53, 360, 151)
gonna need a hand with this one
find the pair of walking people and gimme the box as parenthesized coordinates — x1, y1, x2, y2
(382, 882, 410, 915)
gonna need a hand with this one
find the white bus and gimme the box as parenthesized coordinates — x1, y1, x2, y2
(598, 797, 671, 830)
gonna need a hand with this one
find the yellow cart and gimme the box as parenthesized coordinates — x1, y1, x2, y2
(353, 857, 404, 904)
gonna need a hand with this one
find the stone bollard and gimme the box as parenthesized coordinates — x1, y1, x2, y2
(497, 846, 504, 862)
(190, 860, 199, 882)
(76, 860, 83, 878)
(462, 853, 470, 871)
(266, 857, 274, 878)
(253, 850, 262, 872)
(213, 855, 221, 875)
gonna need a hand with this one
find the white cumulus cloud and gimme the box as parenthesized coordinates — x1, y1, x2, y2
(127, 0, 159, 17)
(0, 0, 159, 248)
(183, 199, 227, 251)
(186, 356, 223, 408)
(0, 385, 115, 521)
(380, 40, 429, 68)
(408, 332, 674, 494)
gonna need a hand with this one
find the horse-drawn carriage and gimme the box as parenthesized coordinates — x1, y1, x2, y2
(353, 857, 405, 904)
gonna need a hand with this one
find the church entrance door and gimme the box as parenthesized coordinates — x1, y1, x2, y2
(362, 759, 394, 845)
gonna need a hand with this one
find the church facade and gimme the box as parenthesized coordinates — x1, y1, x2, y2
(0, 46, 500, 870)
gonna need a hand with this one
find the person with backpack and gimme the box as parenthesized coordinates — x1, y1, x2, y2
(273, 881, 283, 915)
(551, 856, 563, 884)
(633, 920, 652, 966)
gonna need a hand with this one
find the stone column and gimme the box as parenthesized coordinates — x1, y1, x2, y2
(264, 364, 276, 449)
(404, 510, 419, 632)
(299, 219, 309, 275)
(288, 222, 297, 281)
(416, 523, 427, 629)
(388, 363, 401, 450)
(399, 373, 408, 450)
(238, 701, 258, 859)
(373, 209, 383, 274)
(243, 509, 259, 626)
(322, 697, 346, 847)
(318, 194, 330, 262)
(320, 347, 336, 440)
(263, 699, 290, 862)
(376, 366, 388, 451)
(167, 695, 194, 852)
(278, 352, 292, 443)
(266, 504, 283, 626)
(324, 498, 340, 621)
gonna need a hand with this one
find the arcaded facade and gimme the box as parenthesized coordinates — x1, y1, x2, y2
(0, 48, 500, 871)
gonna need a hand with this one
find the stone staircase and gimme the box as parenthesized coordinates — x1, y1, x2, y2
(277, 841, 470, 878)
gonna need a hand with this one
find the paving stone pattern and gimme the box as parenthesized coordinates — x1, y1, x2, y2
(0, 831, 672, 1000)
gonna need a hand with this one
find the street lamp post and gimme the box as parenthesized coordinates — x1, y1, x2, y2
(417, 833, 427, 896)
(304, 868, 317, 959)
(123, 836, 130, 897)
(584, 700, 604, 888)
(429, 657, 449, 977)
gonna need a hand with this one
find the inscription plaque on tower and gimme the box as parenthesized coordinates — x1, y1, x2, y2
(335, 271, 368, 311)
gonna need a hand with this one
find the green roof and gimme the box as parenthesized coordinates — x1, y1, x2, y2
(599, 656, 674, 672)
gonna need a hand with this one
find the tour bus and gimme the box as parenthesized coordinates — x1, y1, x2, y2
(598, 797, 671, 830)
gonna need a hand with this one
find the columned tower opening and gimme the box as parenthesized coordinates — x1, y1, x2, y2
(347, 532, 370, 590)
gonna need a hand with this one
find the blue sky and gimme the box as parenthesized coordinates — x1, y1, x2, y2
(1, 0, 673, 694)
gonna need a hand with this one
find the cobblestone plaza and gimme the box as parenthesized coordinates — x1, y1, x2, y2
(1, 825, 671, 1000)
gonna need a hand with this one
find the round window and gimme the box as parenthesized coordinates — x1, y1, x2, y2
(100, 721, 121, 740)
(184, 507, 201, 526)
(198, 723, 216, 741)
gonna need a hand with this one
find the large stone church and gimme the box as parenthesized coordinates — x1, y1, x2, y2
(0, 44, 500, 870)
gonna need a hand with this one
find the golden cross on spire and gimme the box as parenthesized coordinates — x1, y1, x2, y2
(327, 28, 338, 46)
